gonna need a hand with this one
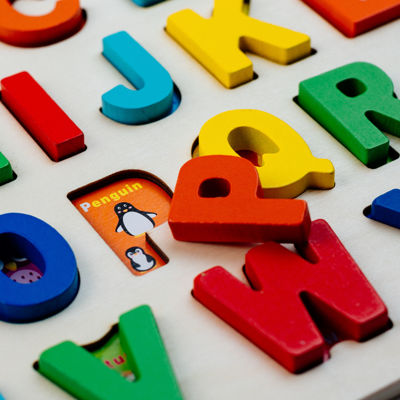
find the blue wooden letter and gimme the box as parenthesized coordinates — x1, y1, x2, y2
(0, 213, 79, 323)
(102, 31, 175, 125)
(366, 189, 400, 229)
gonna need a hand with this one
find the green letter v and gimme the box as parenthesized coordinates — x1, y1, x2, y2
(37, 305, 183, 400)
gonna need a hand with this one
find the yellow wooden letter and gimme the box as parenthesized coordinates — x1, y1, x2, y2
(166, 0, 311, 88)
(197, 109, 335, 198)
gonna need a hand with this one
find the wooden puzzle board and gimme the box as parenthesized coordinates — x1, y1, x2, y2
(1, 0, 400, 399)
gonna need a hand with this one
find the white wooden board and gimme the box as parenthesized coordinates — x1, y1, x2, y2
(1, 1, 400, 399)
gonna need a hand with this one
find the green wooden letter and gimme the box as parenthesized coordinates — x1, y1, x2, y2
(298, 62, 400, 167)
(0, 152, 13, 184)
(37, 305, 183, 400)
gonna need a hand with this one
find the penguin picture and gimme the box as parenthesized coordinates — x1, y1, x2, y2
(114, 202, 157, 236)
(125, 247, 156, 272)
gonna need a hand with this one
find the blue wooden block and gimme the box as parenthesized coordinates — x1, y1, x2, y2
(132, 0, 166, 6)
(0, 213, 79, 323)
(102, 31, 177, 125)
(366, 189, 400, 229)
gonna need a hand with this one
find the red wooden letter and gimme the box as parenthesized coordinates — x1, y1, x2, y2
(1, 71, 85, 161)
(193, 219, 389, 373)
(300, 0, 400, 38)
(168, 155, 310, 243)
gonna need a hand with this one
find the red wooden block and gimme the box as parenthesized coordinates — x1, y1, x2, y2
(193, 219, 389, 373)
(301, 0, 400, 37)
(168, 155, 311, 243)
(1, 71, 85, 161)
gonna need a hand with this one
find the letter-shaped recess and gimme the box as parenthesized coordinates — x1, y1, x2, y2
(0, 152, 13, 185)
(197, 109, 335, 198)
(168, 155, 311, 243)
(68, 170, 172, 276)
(36, 305, 183, 400)
(1, 71, 85, 162)
(300, 0, 400, 38)
(298, 62, 400, 168)
(193, 219, 389, 373)
(0, 213, 79, 323)
(132, 0, 166, 6)
(102, 31, 178, 125)
(364, 189, 400, 229)
(0, 0, 84, 47)
(166, 0, 311, 88)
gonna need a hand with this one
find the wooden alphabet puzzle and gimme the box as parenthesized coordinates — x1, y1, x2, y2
(1, 0, 400, 399)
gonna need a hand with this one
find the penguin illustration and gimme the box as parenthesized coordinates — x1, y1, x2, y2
(114, 202, 157, 236)
(125, 247, 156, 272)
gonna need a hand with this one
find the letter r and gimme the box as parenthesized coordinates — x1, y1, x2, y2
(298, 62, 400, 167)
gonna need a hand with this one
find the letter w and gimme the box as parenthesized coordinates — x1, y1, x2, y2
(193, 219, 389, 373)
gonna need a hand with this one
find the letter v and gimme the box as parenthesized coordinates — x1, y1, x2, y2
(36, 305, 183, 399)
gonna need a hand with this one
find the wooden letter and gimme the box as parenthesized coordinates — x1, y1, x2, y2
(166, 0, 311, 88)
(0, 0, 84, 47)
(193, 219, 389, 373)
(169, 155, 311, 243)
(198, 109, 334, 198)
(298, 62, 400, 167)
